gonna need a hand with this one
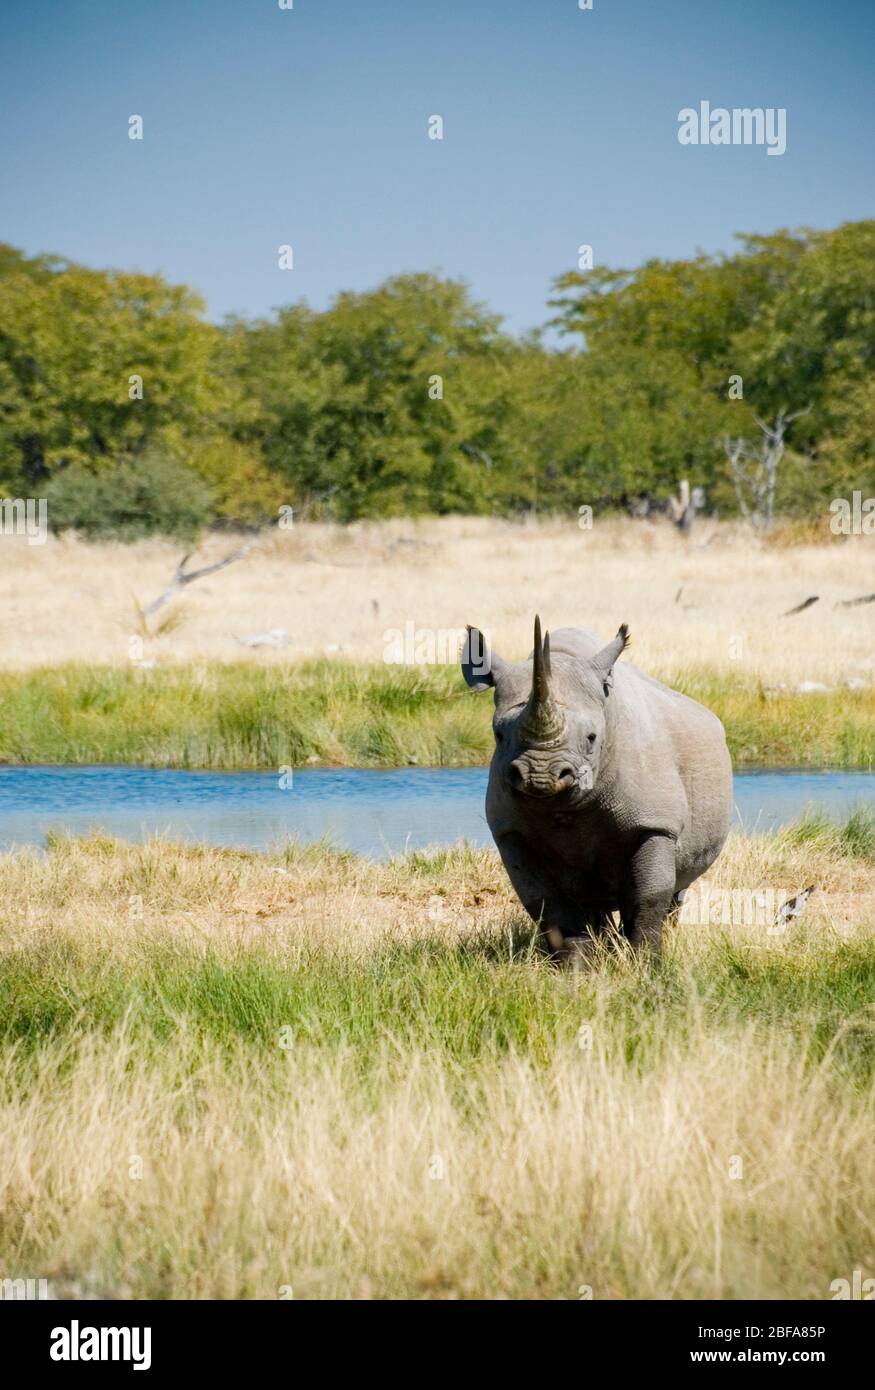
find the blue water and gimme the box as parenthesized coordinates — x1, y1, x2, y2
(0, 764, 871, 858)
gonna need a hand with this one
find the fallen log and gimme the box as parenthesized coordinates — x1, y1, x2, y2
(141, 539, 257, 618)
(835, 592, 875, 608)
(782, 596, 819, 616)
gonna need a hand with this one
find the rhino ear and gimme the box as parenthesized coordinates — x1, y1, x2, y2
(591, 623, 630, 697)
(461, 625, 502, 691)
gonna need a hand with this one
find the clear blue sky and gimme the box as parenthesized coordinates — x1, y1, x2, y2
(2, 0, 873, 335)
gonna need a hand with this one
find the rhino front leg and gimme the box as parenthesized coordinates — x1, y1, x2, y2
(494, 831, 584, 958)
(620, 834, 678, 954)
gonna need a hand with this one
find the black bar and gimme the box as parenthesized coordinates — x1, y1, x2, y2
(5, 1298, 869, 1374)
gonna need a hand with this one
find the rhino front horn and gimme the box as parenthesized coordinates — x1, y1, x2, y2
(521, 615, 565, 744)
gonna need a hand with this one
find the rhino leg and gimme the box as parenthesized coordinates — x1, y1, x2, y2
(619, 834, 678, 953)
(554, 915, 620, 970)
(494, 831, 588, 958)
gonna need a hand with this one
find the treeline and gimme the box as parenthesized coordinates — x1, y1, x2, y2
(0, 223, 872, 537)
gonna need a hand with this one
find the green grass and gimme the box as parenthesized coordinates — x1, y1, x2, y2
(0, 661, 873, 769)
(778, 805, 875, 860)
(675, 671, 875, 769)
(0, 829, 873, 1299)
(3, 933, 874, 1085)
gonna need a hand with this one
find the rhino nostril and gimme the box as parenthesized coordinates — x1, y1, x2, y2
(508, 760, 527, 789)
(556, 767, 576, 786)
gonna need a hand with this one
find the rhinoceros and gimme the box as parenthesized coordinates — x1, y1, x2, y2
(461, 617, 733, 963)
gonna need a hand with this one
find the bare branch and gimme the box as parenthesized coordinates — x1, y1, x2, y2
(782, 595, 819, 617)
(141, 538, 257, 619)
(462, 443, 495, 471)
(667, 478, 704, 534)
(722, 436, 753, 521)
(722, 405, 810, 532)
(835, 592, 875, 609)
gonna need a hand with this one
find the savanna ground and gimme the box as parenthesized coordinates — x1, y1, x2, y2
(0, 515, 873, 768)
(0, 821, 873, 1299)
(1, 516, 873, 1300)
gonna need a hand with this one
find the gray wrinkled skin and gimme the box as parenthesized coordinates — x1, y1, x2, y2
(461, 617, 733, 965)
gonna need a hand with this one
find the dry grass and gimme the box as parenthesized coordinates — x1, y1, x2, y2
(1, 827, 873, 1300)
(1, 516, 873, 686)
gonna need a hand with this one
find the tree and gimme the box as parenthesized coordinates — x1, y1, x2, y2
(227, 273, 524, 519)
(722, 407, 811, 530)
(1, 221, 872, 534)
(550, 221, 875, 519)
(0, 250, 228, 492)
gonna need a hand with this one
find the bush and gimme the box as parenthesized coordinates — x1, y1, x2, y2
(185, 438, 279, 524)
(45, 453, 215, 541)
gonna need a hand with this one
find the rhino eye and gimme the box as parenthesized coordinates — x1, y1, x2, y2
(587, 733, 597, 746)
(494, 727, 504, 743)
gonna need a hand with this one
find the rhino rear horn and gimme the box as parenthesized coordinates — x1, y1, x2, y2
(591, 623, 630, 695)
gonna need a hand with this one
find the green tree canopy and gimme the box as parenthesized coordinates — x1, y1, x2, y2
(0, 222, 872, 534)
(550, 221, 875, 510)
(0, 249, 228, 491)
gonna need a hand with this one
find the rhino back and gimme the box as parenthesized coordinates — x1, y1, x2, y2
(551, 626, 733, 875)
